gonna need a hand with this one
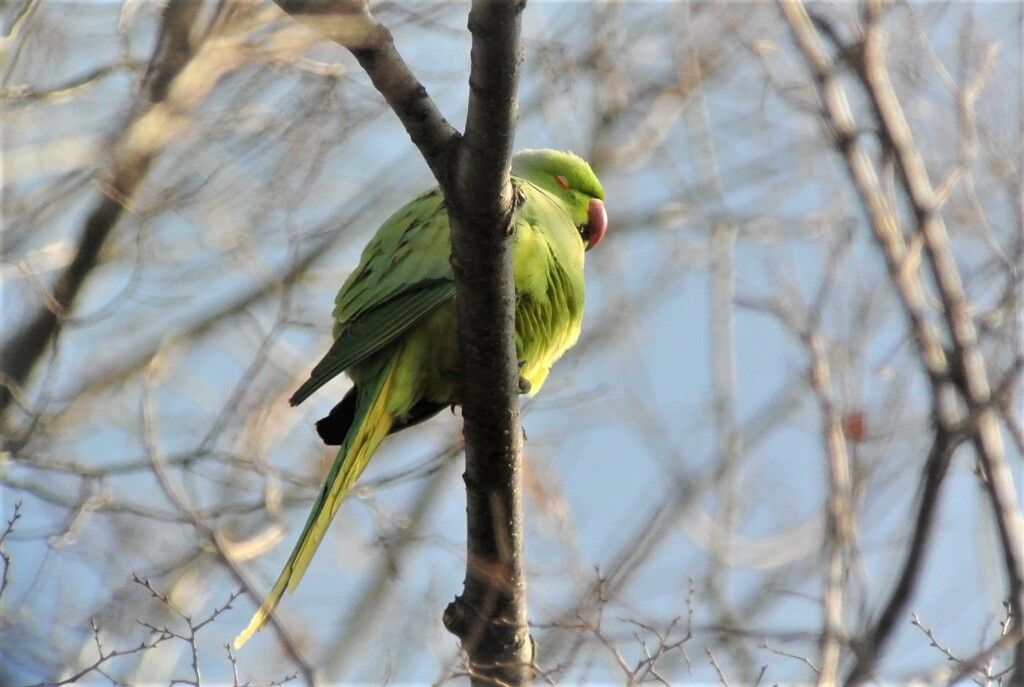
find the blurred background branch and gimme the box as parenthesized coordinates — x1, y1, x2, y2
(1, 1, 1021, 684)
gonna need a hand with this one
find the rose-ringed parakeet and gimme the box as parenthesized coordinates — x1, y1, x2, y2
(234, 149, 606, 648)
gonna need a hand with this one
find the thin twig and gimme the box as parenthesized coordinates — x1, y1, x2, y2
(24, 617, 173, 687)
(0, 502, 23, 599)
(141, 352, 318, 686)
(706, 647, 731, 687)
(759, 642, 821, 675)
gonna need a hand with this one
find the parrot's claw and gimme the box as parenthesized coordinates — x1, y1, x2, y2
(518, 375, 532, 395)
(504, 181, 526, 236)
(516, 360, 532, 394)
(448, 253, 463, 273)
(512, 180, 527, 210)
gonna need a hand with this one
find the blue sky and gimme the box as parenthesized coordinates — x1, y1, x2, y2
(2, 1, 1021, 684)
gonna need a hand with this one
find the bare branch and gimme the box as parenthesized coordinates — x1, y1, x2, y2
(141, 354, 318, 686)
(25, 617, 173, 687)
(11, 3, 1018, 683)
(706, 647, 731, 687)
(441, 1, 533, 685)
(804, 329, 853, 687)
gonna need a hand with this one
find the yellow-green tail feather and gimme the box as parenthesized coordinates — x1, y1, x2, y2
(234, 358, 397, 648)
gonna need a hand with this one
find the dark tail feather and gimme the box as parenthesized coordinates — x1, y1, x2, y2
(315, 388, 357, 445)
(315, 392, 446, 446)
(390, 400, 447, 434)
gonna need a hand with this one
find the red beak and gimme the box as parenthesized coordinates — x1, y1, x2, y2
(586, 198, 607, 251)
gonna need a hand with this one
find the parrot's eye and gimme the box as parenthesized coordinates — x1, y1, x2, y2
(554, 175, 570, 190)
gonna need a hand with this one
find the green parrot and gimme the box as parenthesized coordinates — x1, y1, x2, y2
(234, 149, 606, 648)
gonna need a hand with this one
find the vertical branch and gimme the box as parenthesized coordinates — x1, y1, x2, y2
(445, 1, 531, 683)
(776, 282, 856, 686)
(679, 5, 744, 646)
(707, 219, 741, 561)
(267, 1, 530, 682)
(804, 330, 853, 687)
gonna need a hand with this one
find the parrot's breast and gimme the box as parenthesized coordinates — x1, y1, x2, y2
(514, 258, 584, 396)
(510, 188, 588, 396)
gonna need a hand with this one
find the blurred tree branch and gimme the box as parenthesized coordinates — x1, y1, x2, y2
(0, 2, 203, 418)
(142, 354, 317, 684)
(780, 0, 1024, 683)
(0, 2, 307, 422)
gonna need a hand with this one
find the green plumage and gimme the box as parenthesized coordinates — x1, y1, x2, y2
(235, 150, 606, 647)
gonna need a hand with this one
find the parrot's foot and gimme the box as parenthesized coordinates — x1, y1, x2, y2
(512, 179, 527, 210)
(517, 359, 532, 394)
(517, 375, 532, 395)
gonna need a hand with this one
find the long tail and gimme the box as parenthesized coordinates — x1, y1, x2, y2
(234, 357, 398, 648)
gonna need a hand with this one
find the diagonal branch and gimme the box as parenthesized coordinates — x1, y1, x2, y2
(0, 3, 293, 422)
(271, 0, 459, 184)
(845, 430, 960, 686)
(780, 1, 1024, 683)
(853, 11, 1024, 681)
(0, 1, 203, 419)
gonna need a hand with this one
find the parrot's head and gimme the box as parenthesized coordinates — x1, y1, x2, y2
(513, 149, 607, 251)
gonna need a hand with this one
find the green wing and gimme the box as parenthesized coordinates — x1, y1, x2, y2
(332, 189, 453, 328)
(290, 188, 455, 406)
(289, 280, 453, 406)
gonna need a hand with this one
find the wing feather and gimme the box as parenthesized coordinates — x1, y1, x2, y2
(289, 280, 454, 406)
(290, 188, 455, 407)
(333, 189, 451, 328)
